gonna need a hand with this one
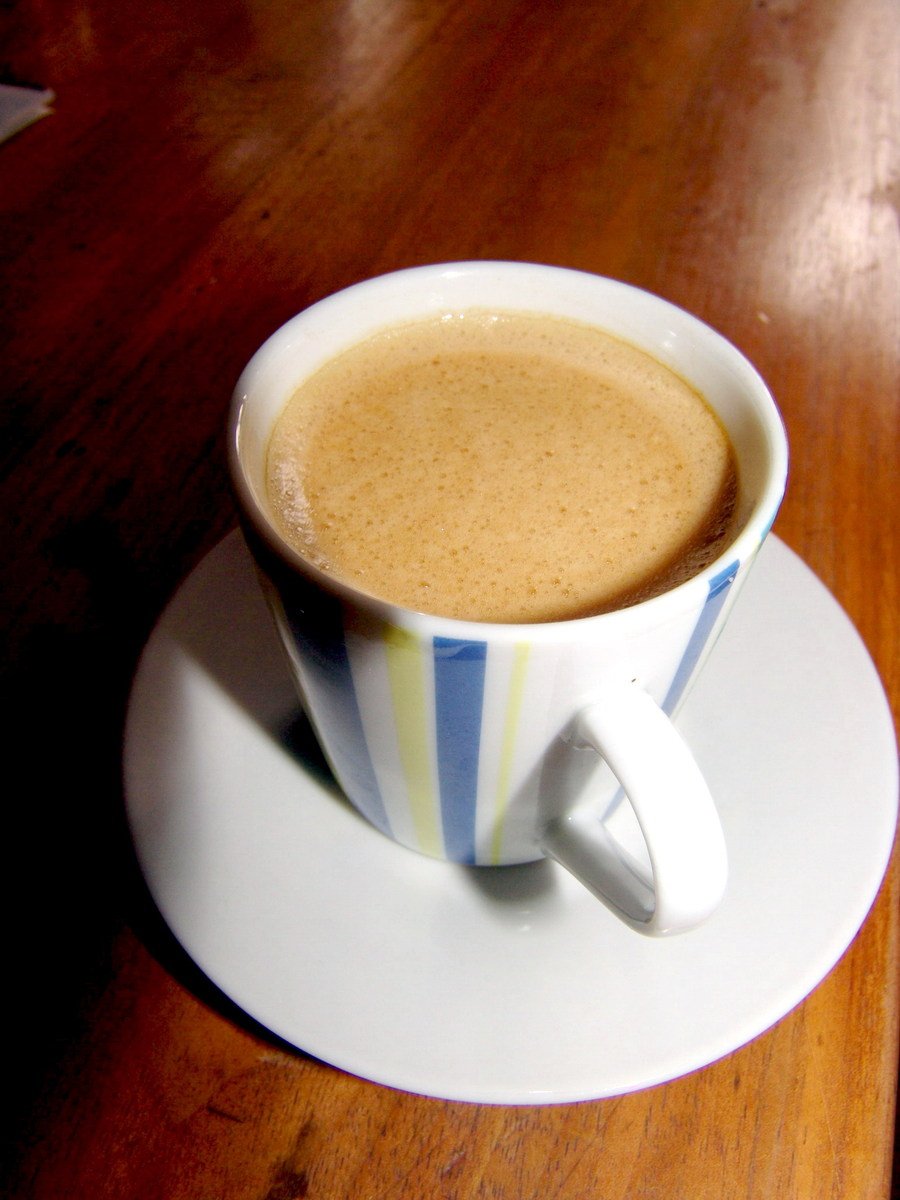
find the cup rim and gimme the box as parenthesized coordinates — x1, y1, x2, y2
(229, 260, 788, 640)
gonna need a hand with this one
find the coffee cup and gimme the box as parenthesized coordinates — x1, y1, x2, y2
(229, 262, 788, 935)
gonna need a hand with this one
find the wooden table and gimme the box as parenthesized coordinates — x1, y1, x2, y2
(3, 1, 898, 1195)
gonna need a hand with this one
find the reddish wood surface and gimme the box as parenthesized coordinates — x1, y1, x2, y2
(3, 1, 897, 1196)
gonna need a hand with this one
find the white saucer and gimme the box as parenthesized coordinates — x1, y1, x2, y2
(124, 533, 898, 1105)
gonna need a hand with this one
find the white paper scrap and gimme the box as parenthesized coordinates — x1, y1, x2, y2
(0, 84, 55, 145)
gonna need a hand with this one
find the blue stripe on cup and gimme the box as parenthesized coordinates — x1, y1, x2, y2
(280, 591, 392, 839)
(662, 559, 740, 715)
(433, 637, 488, 864)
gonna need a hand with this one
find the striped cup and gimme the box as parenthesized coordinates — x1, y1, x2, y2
(229, 263, 787, 935)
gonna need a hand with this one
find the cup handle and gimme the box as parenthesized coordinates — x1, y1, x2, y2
(539, 686, 728, 935)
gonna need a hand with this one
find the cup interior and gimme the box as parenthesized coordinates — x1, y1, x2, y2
(230, 262, 787, 620)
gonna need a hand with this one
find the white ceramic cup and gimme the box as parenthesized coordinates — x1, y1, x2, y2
(229, 262, 788, 935)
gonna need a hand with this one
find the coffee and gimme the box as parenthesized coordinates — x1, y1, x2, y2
(265, 310, 738, 622)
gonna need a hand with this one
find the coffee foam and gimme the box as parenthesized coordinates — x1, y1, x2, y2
(266, 310, 737, 622)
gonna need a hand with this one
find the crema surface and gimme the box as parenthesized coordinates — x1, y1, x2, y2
(266, 311, 737, 622)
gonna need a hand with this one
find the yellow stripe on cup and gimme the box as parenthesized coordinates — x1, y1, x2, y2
(491, 642, 530, 864)
(382, 623, 442, 857)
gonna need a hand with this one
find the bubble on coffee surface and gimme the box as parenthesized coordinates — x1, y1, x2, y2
(265, 310, 738, 622)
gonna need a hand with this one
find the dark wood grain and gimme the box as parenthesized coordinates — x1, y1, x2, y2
(3, 1, 897, 1196)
